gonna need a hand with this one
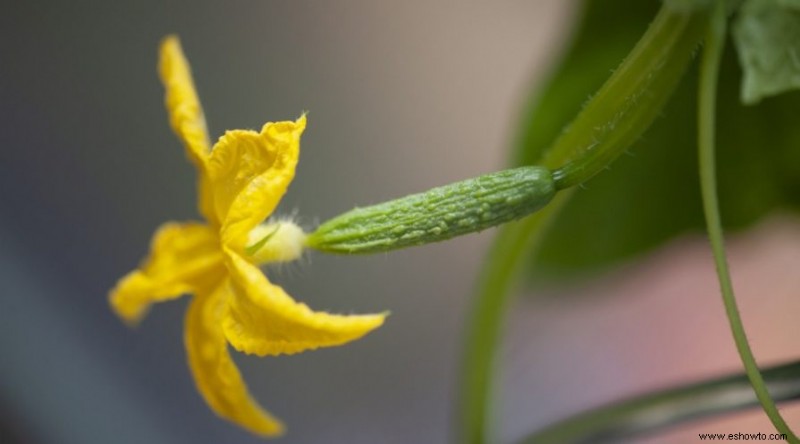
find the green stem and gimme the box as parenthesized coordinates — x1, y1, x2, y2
(457, 6, 709, 444)
(457, 191, 571, 444)
(520, 360, 800, 444)
(697, 2, 798, 442)
(550, 8, 708, 189)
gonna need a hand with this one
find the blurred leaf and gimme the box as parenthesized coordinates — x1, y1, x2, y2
(733, 0, 800, 104)
(519, 360, 800, 444)
(514, 0, 800, 280)
(663, 0, 717, 11)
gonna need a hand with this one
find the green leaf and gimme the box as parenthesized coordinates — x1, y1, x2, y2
(663, 0, 716, 11)
(517, 0, 800, 280)
(733, 0, 800, 104)
(519, 360, 800, 444)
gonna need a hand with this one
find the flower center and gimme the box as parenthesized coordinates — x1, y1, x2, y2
(246, 220, 307, 264)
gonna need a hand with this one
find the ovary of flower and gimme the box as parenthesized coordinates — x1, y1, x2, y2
(108, 35, 386, 437)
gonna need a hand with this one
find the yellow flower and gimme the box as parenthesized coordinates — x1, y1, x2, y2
(109, 36, 387, 437)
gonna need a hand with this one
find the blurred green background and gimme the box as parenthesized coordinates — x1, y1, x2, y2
(2, 1, 799, 443)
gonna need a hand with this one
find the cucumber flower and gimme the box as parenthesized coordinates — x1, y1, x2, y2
(109, 36, 386, 437)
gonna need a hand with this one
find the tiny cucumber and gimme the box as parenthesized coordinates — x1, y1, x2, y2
(307, 166, 556, 254)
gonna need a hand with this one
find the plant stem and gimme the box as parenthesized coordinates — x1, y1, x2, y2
(457, 6, 709, 444)
(457, 192, 571, 444)
(550, 8, 708, 189)
(520, 360, 800, 444)
(697, 2, 798, 441)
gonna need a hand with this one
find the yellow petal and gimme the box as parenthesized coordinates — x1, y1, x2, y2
(159, 35, 217, 224)
(109, 222, 224, 325)
(185, 279, 285, 437)
(222, 248, 387, 356)
(208, 115, 306, 250)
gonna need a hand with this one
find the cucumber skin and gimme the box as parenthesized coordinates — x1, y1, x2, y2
(307, 166, 555, 254)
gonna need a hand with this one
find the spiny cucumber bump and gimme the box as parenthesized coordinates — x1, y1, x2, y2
(307, 166, 556, 254)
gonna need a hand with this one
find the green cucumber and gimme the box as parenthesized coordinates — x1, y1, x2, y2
(307, 166, 556, 254)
